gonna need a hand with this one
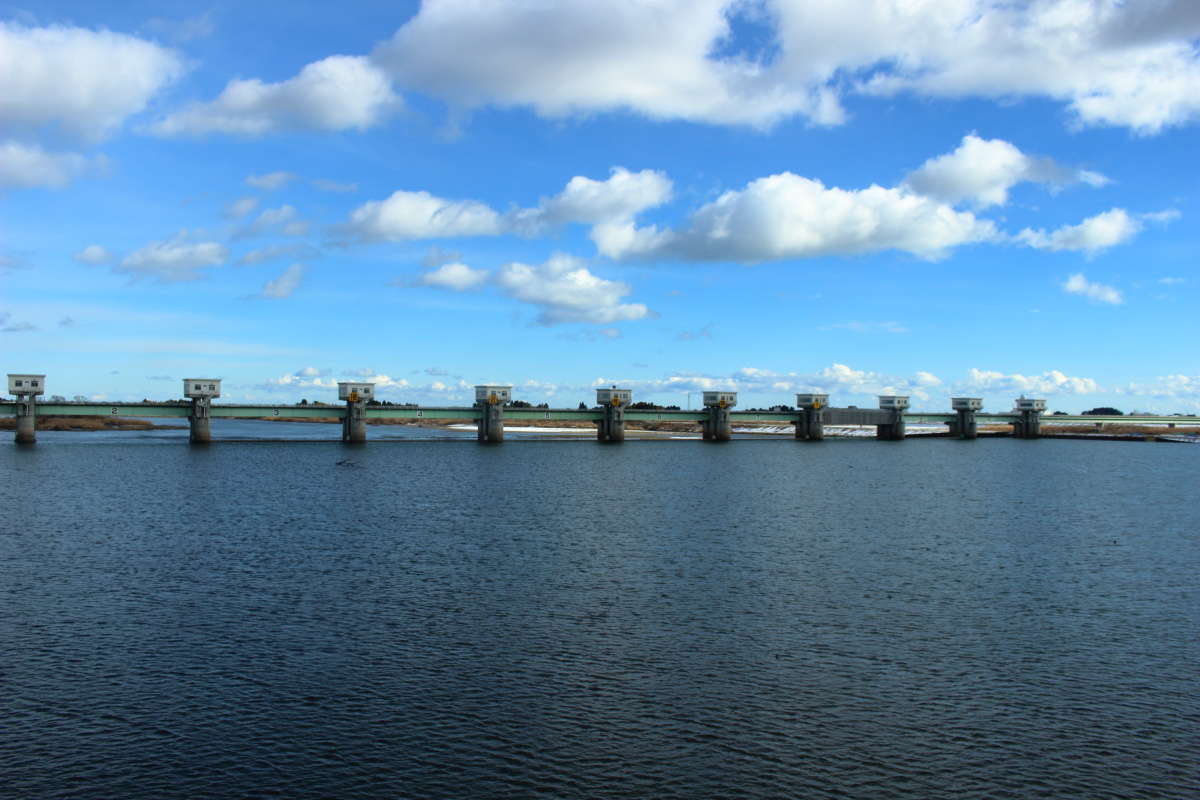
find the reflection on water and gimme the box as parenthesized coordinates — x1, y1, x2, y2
(2, 438, 1197, 798)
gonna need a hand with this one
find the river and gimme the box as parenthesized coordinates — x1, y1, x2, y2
(2, 432, 1196, 798)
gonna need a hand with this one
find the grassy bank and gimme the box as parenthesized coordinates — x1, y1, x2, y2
(1041, 423, 1200, 435)
(1039, 424, 1200, 441)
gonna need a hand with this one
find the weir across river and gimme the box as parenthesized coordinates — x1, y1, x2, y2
(3, 374, 1186, 445)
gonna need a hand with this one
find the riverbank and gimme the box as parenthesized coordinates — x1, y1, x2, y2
(1038, 423, 1200, 442)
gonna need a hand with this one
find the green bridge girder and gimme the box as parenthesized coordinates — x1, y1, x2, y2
(0, 402, 1193, 427)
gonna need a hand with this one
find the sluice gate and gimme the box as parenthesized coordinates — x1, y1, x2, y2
(4, 373, 1182, 445)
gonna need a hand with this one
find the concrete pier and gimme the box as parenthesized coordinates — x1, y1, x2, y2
(795, 393, 828, 441)
(876, 396, 909, 440)
(188, 399, 211, 443)
(342, 401, 366, 443)
(475, 385, 511, 443)
(15, 398, 36, 444)
(1013, 397, 1046, 439)
(479, 403, 504, 442)
(338, 382, 373, 443)
(951, 397, 982, 439)
(702, 391, 736, 441)
(183, 378, 221, 444)
(8, 374, 45, 444)
(596, 387, 631, 443)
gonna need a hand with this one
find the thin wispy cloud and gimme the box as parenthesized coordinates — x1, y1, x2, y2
(260, 263, 305, 298)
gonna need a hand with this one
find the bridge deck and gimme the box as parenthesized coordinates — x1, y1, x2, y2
(0, 402, 1191, 427)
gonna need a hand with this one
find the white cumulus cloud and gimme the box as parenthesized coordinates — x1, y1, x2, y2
(804, 363, 937, 399)
(347, 189, 502, 240)
(347, 167, 669, 241)
(1062, 273, 1123, 305)
(370, 0, 1200, 134)
(601, 173, 997, 262)
(1118, 374, 1200, 408)
(0, 141, 102, 189)
(493, 254, 653, 325)
(153, 55, 398, 137)
(1019, 208, 1142, 255)
(512, 167, 673, 233)
(258, 368, 418, 395)
(413, 262, 490, 291)
(958, 367, 1101, 396)
(904, 134, 1108, 208)
(598, 363, 948, 404)
(0, 22, 182, 141)
(402, 254, 653, 327)
(373, 0, 825, 128)
(260, 372, 337, 391)
(116, 233, 228, 282)
(343, 150, 1139, 266)
(780, 0, 1200, 135)
(345, 372, 411, 389)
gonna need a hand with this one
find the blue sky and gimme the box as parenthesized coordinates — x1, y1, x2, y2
(2, 0, 1197, 412)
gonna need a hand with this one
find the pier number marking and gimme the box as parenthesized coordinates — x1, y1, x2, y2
(111, 407, 118, 415)
(417, 410, 423, 418)
(272, 409, 279, 416)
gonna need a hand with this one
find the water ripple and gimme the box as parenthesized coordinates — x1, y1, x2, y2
(1, 439, 1197, 798)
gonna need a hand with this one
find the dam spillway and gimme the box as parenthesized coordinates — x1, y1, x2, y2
(3, 373, 1183, 445)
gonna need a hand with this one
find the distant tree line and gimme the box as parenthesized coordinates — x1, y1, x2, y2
(366, 399, 419, 407)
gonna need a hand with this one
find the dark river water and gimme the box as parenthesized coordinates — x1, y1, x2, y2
(2, 430, 1197, 799)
